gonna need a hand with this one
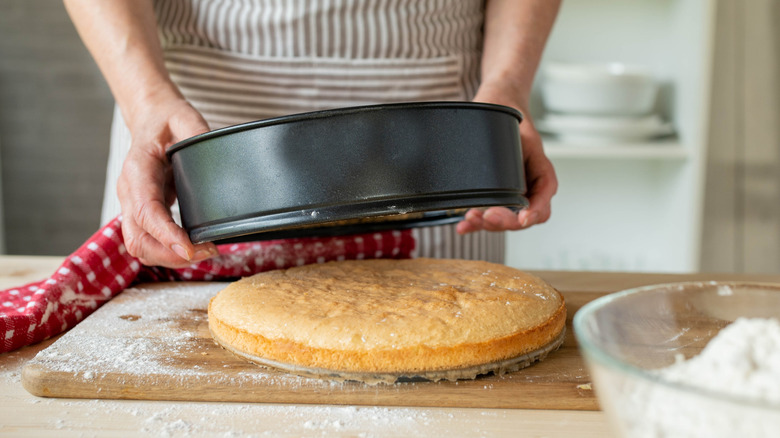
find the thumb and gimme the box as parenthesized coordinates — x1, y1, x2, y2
(170, 103, 210, 141)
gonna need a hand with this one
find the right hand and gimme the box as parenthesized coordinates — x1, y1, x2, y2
(456, 81, 557, 234)
(117, 94, 218, 268)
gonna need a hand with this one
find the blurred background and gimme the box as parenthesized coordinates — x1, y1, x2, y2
(0, 0, 778, 274)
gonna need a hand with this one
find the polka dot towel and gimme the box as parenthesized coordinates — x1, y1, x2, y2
(0, 215, 414, 353)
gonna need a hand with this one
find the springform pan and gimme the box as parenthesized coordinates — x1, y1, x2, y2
(167, 101, 528, 244)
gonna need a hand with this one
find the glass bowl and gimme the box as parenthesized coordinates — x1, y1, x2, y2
(574, 282, 780, 438)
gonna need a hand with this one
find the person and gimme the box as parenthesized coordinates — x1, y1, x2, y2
(63, 0, 560, 269)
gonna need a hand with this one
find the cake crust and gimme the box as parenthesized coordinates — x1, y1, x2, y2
(208, 258, 566, 376)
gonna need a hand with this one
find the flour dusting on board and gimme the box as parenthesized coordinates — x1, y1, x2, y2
(615, 318, 780, 438)
(5, 339, 503, 437)
(26, 283, 331, 389)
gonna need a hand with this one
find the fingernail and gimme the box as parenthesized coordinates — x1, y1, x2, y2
(522, 212, 538, 228)
(193, 249, 214, 261)
(171, 243, 191, 261)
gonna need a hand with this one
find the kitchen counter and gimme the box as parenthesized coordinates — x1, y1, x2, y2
(2, 255, 779, 437)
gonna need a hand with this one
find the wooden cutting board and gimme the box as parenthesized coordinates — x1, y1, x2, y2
(21, 282, 603, 410)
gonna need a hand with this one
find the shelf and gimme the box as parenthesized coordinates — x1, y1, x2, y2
(542, 138, 689, 160)
(506, 0, 713, 273)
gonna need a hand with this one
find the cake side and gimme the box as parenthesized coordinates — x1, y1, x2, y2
(209, 299, 565, 373)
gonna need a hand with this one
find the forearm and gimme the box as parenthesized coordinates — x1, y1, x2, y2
(63, 0, 180, 130)
(480, 0, 561, 107)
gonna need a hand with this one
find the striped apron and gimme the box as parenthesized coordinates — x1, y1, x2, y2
(101, 0, 505, 263)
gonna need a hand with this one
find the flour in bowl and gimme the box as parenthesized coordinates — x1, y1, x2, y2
(659, 317, 780, 404)
(615, 317, 780, 438)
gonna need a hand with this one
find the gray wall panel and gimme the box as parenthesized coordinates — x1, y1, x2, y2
(0, 1, 113, 255)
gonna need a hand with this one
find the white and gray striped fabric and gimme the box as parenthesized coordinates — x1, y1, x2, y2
(102, 0, 506, 263)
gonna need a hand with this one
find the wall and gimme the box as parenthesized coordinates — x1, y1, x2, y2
(2, 1, 780, 273)
(701, 0, 780, 273)
(0, 1, 113, 256)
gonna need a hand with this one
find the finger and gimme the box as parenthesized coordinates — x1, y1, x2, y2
(192, 241, 219, 262)
(456, 220, 479, 234)
(118, 146, 214, 266)
(465, 209, 483, 220)
(482, 207, 525, 231)
(121, 214, 195, 268)
(520, 159, 557, 227)
(122, 214, 217, 268)
(456, 209, 486, 234)
(517, 122, 558, 227)
(134, 199, 198, 262)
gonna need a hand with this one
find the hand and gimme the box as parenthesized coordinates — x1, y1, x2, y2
(457, 84, 558, 234)
(117, 94, 218, 267)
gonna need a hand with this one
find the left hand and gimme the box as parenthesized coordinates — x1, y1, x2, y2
(457, 83, 558, 234)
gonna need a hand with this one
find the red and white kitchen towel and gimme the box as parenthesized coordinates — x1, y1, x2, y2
(0, 215, 414, 354)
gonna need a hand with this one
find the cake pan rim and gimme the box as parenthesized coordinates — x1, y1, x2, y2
(165, 101, 523, 157)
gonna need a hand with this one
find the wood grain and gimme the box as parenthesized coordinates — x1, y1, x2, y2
(21, 282, 603, 411)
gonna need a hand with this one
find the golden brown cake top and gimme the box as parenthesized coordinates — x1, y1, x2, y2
(210, 258, 563, 352)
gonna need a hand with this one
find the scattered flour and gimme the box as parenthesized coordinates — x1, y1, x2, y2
(611, 317, 780, 438)
(25, 284, 323, 389)
(11, 390, 481, 438)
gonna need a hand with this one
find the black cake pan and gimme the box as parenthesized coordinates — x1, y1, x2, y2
(166, 101, 528, 244)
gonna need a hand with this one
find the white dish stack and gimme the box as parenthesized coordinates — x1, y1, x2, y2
(537, 62, 673, 145)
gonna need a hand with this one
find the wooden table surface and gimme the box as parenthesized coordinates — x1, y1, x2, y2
(2, 255, 779, 437)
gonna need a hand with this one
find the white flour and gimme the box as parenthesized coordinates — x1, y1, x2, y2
(25, 283, 321, 389)
(613, 317, 780, 438)
(659, 317, 780, 404)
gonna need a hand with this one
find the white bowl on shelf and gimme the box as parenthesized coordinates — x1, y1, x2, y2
(536, 113, 674, 145)
(542, 62, 659, 116)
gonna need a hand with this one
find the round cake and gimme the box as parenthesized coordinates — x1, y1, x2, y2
(208, 258, 566, 383)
